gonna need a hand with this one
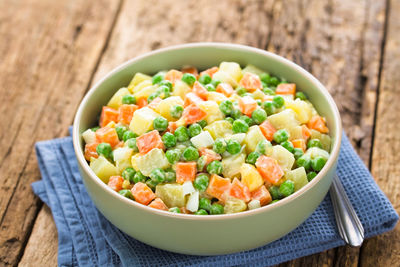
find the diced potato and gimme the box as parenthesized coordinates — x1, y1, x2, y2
(89, 156, 118, 183)
(113, 147, 133, 174)
(248, 199, 261, 210)
(228, 94, 241, 103)
(224, 198, 247, 214)
(182, 181, 196, 195)
(269, 145, 295, 173)
(222, 153, 246, 178)
(155, 183, 186, 208)
(130, 153, 140, 171)
(285, 167, 308, 191)
(127, 73, 152, 92)
(186, 191, 199, 212)
(310, 129, 331, 151)
(204, 120, 233, 139)
(252, 89, 265, 100)
(267, 109, 300, 130)
(242, 64, 264, 76)
(172, 80, 191, 99)
(219, 62, 243, 83)
(129, 107, 160, 135)
(207, 92, 228, 104)
(198, 101, 224, 124)
(131, 79, 152, 94)
(288, 126, 303, 141)
(225, 133, 246, 144)
(285, 99, 312, 124)
(305, 147, 330, 160)
(135, 148, 170, 176)
(240, 163, 264, 192)
(243, 126, 266, 153)
(133, 85, 158, 99)
(82, 129, 96, 144)
(155, 96, 184, 121)
(107, 87, 131, 109)
(190, 131, 214, 149)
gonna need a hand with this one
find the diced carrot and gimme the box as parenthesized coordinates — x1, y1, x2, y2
(238, 96, 258, 116)
(302, 125, 312, 140)
(255, 156, 284, 185)
(131, 182, 156, 205)
(229, 178, 251, 202)
(148, 197, 168, 211)
(99, 106, 119, 128)
(184, 92, 204, 107)
(118, 104, 138, 125)
(239, 72, 263, 92)
(180, 207, 192, 214)
(176, 162, 197, 184)
(216, 83, 234, 97)
(165, 69, 183, 84)
(192, 81, 208, 100)
(275, 83, 296, 95)
(292, 139, 306, 152)
(251, 185, 272, 206)
(136, 97, 148, 108)
(95, 127, 120, 147)
(167, 121, 178, 133)
(307, 115, 329, 134)
(107, 176, 124, 191)
(181, 104, 207, 124)
(206, 174, 231, 201)
(259, 121, 277, 141)
(181, 66, 199, 78)
(136, 130, 164, 154)
(84, 142, 99, 161)
(199, 148, 222, 167)
(200, 66, 219, 78)
(148, 97, 162, 110)
(114, 141, 125, 149)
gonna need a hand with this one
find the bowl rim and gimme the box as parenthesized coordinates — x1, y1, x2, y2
(73, 42, 342, 220)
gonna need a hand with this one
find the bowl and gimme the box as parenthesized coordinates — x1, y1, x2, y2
(73, 43, 342, 255)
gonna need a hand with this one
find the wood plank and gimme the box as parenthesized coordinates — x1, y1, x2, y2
(0, 0, 121, 265)
(359, 0, 400, 265)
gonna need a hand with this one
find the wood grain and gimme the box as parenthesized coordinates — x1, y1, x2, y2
(0, 0, 121, 265)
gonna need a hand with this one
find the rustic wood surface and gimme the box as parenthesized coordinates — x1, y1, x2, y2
(0, 0, 398, 266)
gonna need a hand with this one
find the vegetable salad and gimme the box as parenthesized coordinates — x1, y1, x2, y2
(82, 62, 331, 215)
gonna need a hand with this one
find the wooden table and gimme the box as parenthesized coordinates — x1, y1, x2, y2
(1, 0, 398, 266)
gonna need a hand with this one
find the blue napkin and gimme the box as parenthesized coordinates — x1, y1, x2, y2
(32, 130, 398, 267)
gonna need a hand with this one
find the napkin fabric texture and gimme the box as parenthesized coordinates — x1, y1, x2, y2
(31, 130, 399, 267)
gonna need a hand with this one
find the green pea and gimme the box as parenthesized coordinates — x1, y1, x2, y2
(146, 179, 159, 190)
(194, 209, 208, 215)
(263, 88, 276, 95)
(157, 85, 171, 99)
(206, 160, 223, 175)
(199, 73, 212, 84)
(213, 138, 227, 154)
(251, 109, 267, 124)
(219, 100, 234, 115)
(262, 101, 276, 115)
(169, 207, 181, 213)
(226, 139, 241, 155)
(256, 99, 262, 106)
(118, 189, 133, 199)
(152, 72, 165, 84)
(181, 73, 196, 86)
(123, 130, 137, 142)
(91, 126, 100, 132)
(296, 155, 311, 171)
(162, 132, 176, 148)
(235, 86, 247, 96)
(197, 155, 207, 171)
(311, 156, 327, 171)
(133, 171, 147, 183)
(232, 119, 249, 133)
(188, 123, 202, 137)
(295, 92, 307, 100)
(165, 170, 176, 183)
(260, 73, 270, 83)
(307, 171, 317, 182)
(199, 198, 212, 211)
(281, 140, 294, 153)
(148, 91, 161, 103)
(246, 151, 261, 165)
(170, 105, 184, 119)
(231, 109, 242, 119)
(198, 120, 207, 128)
(293, 148, 304, 160)
(272, 95, 285, 108)
(240, 115, 255, 126)
(271, 199, 280, 204)
(122, 167, 136, 182)
(210, 203, 224, 215)
(159, 80, 173, 90)
(116, 125, 128, 140)
(153, 117, 168, 132)
(122, 94, 136, 105)
(174, 126, 189, 142)
(210, 79, 221, 88)
(269, 186, 282, 200)
(194, 174, 209, 191)
(125, 138, 138, 152)
(273, 129, 289, 143)
(182, 146, 199, 161)
(205, 84, 216, 91)
(96, 143, 112, 158)
(225, 117, 234, 124)
(255, 140, 271, 155)
(165, 149, 181, 164)
(150, 168, 166, 183)
(279, 180, 295, 197)
(307, 138, 323, 149)
(269, 76, 280, 86)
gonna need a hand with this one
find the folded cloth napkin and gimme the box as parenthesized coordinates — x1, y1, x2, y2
(31, 130, 398, 267)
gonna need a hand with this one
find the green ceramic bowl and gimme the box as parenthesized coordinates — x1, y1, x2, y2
(73, 43, 342, 255)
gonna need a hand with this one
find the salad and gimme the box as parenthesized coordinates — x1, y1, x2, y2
(82, 62, 331, 215)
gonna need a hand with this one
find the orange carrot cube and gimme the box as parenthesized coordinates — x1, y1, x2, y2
(84, 142, 99, 161)
(182, 104, 207, 124)
(118, 104, 138, 125)
(255, 156, 284, 185)
(184, 92, 204, 107)
(251, 185, 272, 206)
(181, 66, 199, 78)
(307, 115, 329, 134)
(206, 174, 231, 201)
(275, 83, 296, 95)
(131, 182, 156, 205)
(99, 106, 119, 128)
(259, 121, 277, 141)
(216, 83, 234, 97)
(147, 97, 162, 110)
(108, 176, 124, 192)
(239, 72, 263, 92)
(192, 81, 208, 100)
(165, 69, 183, 84)
(136, 130, 164, 154)
(176, 162, 197, 184)
(200, 67, 219, 78)
(238, 96, 258, 116)
(148, 197, 168, 211)
(136, 97, 148, 108)
(96, 127, 120, 147)
(229, 178, 251, 202)
(292, 139, 306, 152)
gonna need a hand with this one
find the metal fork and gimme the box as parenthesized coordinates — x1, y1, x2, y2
(329, 174, 364, 247)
